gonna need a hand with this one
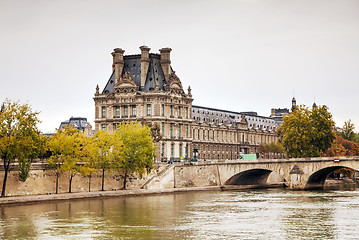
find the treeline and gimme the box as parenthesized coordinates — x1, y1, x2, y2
(257, 142, 285, 159)
(276, 104, 359, 158)
(0, 100, 156, 197)
(324, 120, 359, 157)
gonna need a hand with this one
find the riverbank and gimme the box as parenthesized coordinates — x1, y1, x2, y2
(0, 186, 221, 206)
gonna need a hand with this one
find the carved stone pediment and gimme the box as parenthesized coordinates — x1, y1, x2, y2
(114, 71, 138, 94)
(167, 72, 185, 95)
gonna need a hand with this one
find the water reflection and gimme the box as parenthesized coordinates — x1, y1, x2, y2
(0, 189, 359, 239)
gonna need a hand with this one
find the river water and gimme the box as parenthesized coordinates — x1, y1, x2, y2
(1, 189, 359, 239)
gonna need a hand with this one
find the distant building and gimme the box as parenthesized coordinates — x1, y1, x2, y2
(59, 117, 89, 130)
(270, 108, 290, 125)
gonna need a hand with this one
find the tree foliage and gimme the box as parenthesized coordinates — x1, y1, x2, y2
(340, 119, 356, 142)
(93, 130, 118, 191)
(258, 142, 284, 158)
(278, 105, 336, 158)
(324, 135, 359, 157)
(47, 126, 94, 193)
(0, 100, 41, 197)
(112, 122, 156, 189)
(18, 134, 47, 182)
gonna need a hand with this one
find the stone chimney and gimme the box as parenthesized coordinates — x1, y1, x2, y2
(111, 48, 125, 84)
(140, 46, 151, 87)
(271, 108, 275, 117)
(159, 48, 172, 81)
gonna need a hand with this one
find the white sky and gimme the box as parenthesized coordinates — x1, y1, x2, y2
(1, 0, 358, 133)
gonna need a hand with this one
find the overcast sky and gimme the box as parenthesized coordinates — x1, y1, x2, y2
(1, 0, 358, 133)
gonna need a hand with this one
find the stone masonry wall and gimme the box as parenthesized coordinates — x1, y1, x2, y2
(0, 161, 162, 197)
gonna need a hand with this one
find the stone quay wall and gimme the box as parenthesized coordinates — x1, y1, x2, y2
(0, 159, 162, 197)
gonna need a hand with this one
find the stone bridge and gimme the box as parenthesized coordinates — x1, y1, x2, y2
(173, 157, 359, 190)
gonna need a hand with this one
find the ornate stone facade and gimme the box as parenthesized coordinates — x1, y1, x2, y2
(94, 46, 278, 162)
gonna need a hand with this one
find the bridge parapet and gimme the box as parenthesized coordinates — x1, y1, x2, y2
(174, 156, 359, 190)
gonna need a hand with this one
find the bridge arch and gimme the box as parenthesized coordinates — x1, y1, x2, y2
(224, 169, 286, 187)
(306, 166, 358, 189)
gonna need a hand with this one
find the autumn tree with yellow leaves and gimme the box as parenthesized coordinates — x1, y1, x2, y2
(0, 100, 43, 197)
(278, 105, 336, 158)
(47, 126, 95, 193)
(112, 122, 156, 190)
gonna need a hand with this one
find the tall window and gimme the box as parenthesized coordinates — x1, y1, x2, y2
(162, 122, 165, 135)
(171, 143, 174, 158)
(115, 106, 119, 117)
(186, 125, 188, 137)
(124, 105, 128, 117)
(185, 144, 188, 158)
(162, 143, 165, 157)
(161, 104, 164, 116)
(170, 105, 173, 116)
(101, 124, 106, 130)
(178, 124, 181, 138)
(101, 106, 106, 118)
(179, 144, 182, 158)
(132, 105, 136, 117)
(185, 107, 188, 118)
(170, 124, 173, 138)
(147, 104, 151, 116)
(178, 106, 181, 117)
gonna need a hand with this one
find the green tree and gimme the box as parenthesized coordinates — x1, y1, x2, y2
(18, 134, 47, 182)
(340, 119, 355, 141)
(258, 142, 284, 158)
(258, 143, 269, 157)
(48, 126, 94, 193)
(0, 100, 41, 197)
(78, 135, 96, 192)
(278, 105, 335, 158)
(112, 122, 156, 190)
(93, 130, 117, 191)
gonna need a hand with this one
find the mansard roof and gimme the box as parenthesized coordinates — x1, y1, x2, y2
(192, 105, 277, 131)
(102, 54, 168, 94)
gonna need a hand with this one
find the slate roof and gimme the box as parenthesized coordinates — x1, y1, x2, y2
(102, 54, 167, 94)
(192, 105, 277, 131)
(59, 117, 88, 130)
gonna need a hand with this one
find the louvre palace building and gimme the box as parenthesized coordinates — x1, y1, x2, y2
(94, 46, 279, 162)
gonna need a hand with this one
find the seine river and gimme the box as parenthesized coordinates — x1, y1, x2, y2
(1, 189, 359, 239)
